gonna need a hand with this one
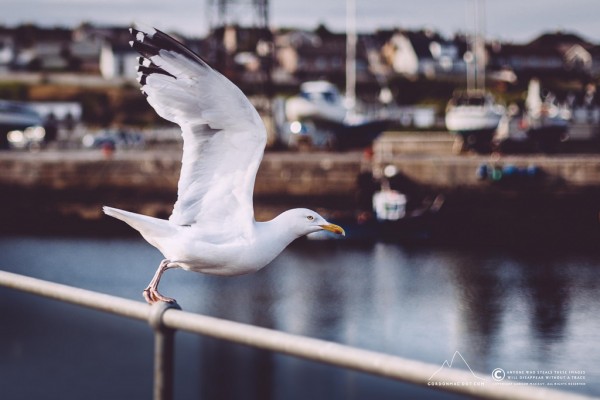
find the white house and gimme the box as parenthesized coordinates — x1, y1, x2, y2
(383, 29, 465, 80)
(100, 41, 138, 81)
(0, 34, 15, 71)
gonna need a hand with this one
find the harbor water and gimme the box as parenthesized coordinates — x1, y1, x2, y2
(0, 234, 599, 399)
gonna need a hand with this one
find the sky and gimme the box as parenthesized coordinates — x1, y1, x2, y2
(2, 0, 600, 43)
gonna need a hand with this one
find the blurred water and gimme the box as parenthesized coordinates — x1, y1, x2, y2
(0, 235, 599, 399)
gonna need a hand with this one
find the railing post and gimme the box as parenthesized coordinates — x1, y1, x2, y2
(148, 301, 181, 400)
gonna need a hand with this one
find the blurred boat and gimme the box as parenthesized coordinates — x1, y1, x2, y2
(276, 81, 389, 150)
(494, 79, 571, 153)
(445, 90, 504, 153)
(522, 78, 569, 151)
(307, 186, 444, 242)
(444, 0, 505, 154)
(285, 81, 347, 125)
(373, 191, 445, 241)
(276, 0, 389, 151)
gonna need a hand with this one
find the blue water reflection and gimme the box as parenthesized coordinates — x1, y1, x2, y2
(0, 236, 598, 399)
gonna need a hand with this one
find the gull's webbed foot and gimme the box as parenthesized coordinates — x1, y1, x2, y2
(143, 287, 176, 304)
(143, 259, 177, 304)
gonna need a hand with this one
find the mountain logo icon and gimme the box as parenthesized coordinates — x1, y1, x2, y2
(428, 351, 488, 382)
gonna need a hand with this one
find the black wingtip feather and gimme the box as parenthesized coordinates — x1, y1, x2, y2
(130, 26, 219, 89)
(137, 65, 176, 79)
(129, 27, 212, 70)
(130, 39, 161, 59)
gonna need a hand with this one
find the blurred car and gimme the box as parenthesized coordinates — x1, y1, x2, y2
(82, 129, 144, 150)
(0, 100, 46, 150)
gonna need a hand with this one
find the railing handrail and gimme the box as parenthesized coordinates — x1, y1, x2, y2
(0, 270, 596, 400)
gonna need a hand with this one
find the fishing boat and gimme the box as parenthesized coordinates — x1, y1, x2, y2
(308, 165, 445, 242)
(306, 192, 444, 242)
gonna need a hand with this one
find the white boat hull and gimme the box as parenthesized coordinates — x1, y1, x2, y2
(445, 106, 503, 134)
(285, 96, 346, 124)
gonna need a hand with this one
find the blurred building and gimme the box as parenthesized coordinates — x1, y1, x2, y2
(0, 29, 15, 72)
(381, 29, 466, 81)
(488, 31, 600, 81)
(0, 23, 598, 92)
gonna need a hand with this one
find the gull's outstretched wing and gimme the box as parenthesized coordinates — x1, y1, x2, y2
(130, 27, 266, 237)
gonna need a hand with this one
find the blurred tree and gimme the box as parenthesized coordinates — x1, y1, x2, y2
(0, 82, 29, 101)
(77, 91, 112, 126)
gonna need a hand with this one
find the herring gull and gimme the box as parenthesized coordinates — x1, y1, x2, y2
(103, 27, 345, 304)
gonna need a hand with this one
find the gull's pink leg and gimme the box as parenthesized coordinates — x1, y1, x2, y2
(143, 259, 177, 304)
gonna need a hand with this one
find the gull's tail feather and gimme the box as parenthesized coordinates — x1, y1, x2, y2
(103, 206, 177, 238)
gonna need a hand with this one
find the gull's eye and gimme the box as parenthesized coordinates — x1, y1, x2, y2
(307, 215, 314, 221)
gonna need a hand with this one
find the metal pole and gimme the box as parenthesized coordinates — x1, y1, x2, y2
(148, 301, 181, 400)
(0, 270, 149, 321)
(345, 0, 357, 112)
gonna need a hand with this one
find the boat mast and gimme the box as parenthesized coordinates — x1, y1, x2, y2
(345, 0, 357, 112)
(472, 0, 486, 93)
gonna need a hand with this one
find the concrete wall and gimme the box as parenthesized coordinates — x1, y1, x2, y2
(0, 149, 365, 227)
(373, 134, 600, 191)
(0, 149, 363, 197)
(2, 143, 600, 237)
(3, 142, 600, 197)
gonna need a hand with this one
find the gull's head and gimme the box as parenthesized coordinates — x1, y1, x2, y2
(283, 208, 345, 238)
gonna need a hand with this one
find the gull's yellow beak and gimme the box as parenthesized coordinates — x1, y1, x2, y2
(319, 223, 346, 236)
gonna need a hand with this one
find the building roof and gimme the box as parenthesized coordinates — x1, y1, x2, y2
(401, 30, 451, 58)
(527, 31, 593, 50)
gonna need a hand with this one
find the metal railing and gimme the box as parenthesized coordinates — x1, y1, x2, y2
(0, 270, 596, 400)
